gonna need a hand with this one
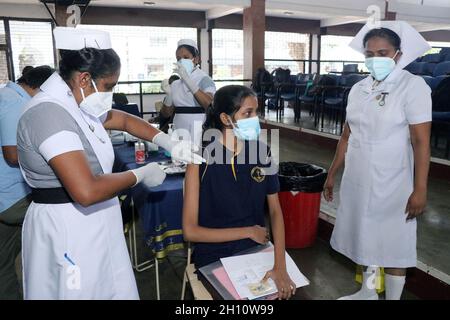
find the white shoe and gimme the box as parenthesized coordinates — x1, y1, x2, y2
(338, 266, 379, 300)
(338, 291, 379, 300)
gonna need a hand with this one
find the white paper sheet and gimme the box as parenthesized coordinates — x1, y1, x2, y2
(220, 251, 309, 300)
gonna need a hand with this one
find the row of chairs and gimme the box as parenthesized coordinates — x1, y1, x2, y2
(405, 48, 450, 77)
(256, 70, 366, 134)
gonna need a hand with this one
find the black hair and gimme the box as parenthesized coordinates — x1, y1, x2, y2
(363, 27, 401, 51)
(17, 65, 54, 89)
(203, 85, 257, 132)
(58, 48, 121, 82)
(21, 65, 34, 76)
(176, 44, 199, 58)
(113, 92, 128, 106)
(168, 74, 180, 84)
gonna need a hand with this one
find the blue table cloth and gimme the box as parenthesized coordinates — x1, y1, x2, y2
(113, 143, 185, 259)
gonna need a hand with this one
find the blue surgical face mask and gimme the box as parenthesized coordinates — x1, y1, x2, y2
(365, 50, 399, 81)
(179, 58, 195, 74)
(229, 116, 261, 141)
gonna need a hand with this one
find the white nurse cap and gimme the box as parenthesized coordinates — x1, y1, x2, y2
(349, 21, 431, 71)
(53, 27, 112, 50)
(177, 39, 198, 51)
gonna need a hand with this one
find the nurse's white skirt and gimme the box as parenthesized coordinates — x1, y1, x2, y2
(22, 198, 139, 300)
(173, 113, 206, 148)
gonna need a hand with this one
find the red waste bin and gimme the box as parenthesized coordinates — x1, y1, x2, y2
(279, 191, 322, 248)
(277, 162, 327, 249)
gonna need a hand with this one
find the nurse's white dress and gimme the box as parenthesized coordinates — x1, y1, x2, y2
(17, 73, 139, 299)
(171, 67, 216, 147)
(330, 68, 432, 268)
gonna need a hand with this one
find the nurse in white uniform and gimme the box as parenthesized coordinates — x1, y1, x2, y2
(162, 39, 216, 147)
(323, 21, 432, 300)
(17, 27, 203, 300)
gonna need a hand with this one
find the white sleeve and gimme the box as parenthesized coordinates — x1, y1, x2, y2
(38, 130, 84, 162)
(405, 77, 432, 125)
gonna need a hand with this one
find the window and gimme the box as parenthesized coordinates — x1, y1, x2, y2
(9, 20, 55, 80)
(78, 25, 197, 93)
(149, 36, 167, 47)
(320, 35, 366, 74)
(0, 20, 8, 85)
(0, 20, 5, 44)
(212, 29, 244, 86)
(265, 31, 310, 74)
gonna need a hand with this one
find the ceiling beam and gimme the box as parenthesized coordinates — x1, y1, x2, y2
(266, 0, 386, 18)
(206, 6, 244, 20)
(414, 24, 450, 33)
(320, 16, 367, 27)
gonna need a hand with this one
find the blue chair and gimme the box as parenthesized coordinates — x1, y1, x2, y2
(430, 76, 447, 91)
(423, 63, 436, 76)
(422, 53, 442, 64)
(433, 61, 450, 77)
(404, 62, 427, 75)
(321, 74, 366, 133)
(439, 48, 450, 61)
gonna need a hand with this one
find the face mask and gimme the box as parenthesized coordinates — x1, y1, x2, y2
(229, 116, 261, 141)
(179, 58, 195, 74)
(79, 80, 113, 118)
(365, 50, 399, 81)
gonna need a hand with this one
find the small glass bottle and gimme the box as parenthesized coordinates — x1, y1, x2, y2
(135, 140, 145, 164)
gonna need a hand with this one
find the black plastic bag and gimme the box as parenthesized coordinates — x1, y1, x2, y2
(278, 162, 328, 193)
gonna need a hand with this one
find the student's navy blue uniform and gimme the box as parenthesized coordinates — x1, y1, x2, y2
(193, 140, 280, 269)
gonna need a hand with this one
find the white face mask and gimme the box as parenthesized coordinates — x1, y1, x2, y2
(79, 80, 113, 118)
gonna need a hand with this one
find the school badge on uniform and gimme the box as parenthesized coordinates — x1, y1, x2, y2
(251, 166, 265, 183)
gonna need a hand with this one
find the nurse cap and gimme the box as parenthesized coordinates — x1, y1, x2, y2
(53, 27, 112, 50)
(349, 21, 430, 70)
(177, 39, 198, 51)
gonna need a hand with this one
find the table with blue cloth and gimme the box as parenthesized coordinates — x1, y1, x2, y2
(113, 143, 185, 259)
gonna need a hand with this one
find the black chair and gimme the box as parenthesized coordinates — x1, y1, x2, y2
(279, 74, 302, 120)
(265, 68, 291, 120)
(321, 74, 366, 133)
(112, 103, 142, 118)
(342, 64, 358, 74)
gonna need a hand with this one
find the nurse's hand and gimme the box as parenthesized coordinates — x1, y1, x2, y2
(262, 268, 296, 300)
(152, 132, 205, 164)
(173, 62, 199, 94)
(131, 162, 166, 188)
(160, 79, 171, 94)
(323, 176, 335, 201)
(405, 189, 427, 220)
(249, 225, 268, 244)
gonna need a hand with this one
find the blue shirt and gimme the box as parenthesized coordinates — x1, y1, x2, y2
(0, 81, 31, 213)
(193, 140, 280, 268)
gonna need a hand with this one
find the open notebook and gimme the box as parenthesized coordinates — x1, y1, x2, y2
(199, 243, 309, 300)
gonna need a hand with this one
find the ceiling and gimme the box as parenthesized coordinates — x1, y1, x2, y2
(1, 0, 450, 31)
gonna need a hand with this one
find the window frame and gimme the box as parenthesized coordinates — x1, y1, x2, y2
(0, 17, 57, 81)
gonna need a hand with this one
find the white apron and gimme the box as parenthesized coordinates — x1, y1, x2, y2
(171, 68, 212, 147)
(21, 73, 139, 299)
(330, 70, 420, 268)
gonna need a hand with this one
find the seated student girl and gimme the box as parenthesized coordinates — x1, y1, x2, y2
(182, 85, 296, 299)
